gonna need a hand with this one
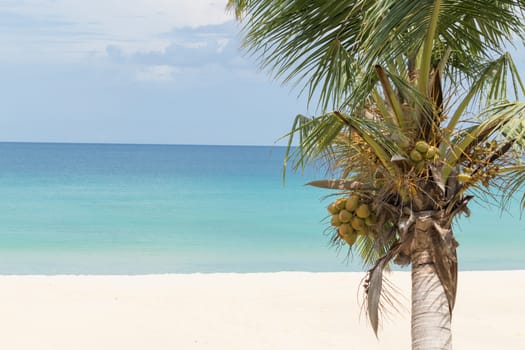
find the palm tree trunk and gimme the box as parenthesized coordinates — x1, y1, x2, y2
(410, 216, 452, 350)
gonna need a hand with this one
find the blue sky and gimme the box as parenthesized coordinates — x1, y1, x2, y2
(0, 0, 309, 146)
(1, 1, 523, 146)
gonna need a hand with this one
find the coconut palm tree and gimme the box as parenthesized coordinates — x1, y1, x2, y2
(228, 1, 525, 349)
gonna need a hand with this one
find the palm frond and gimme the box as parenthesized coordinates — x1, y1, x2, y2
(497, 165, 525, 209)
(501, 116, 525, 149)
(283, 111, 403, 177)
(362, 242, 405, 335)
(374, 65, 408, 130)
(446, 52, 525, 136)
(335, 112, 399, 176)
(306, 179, 374, 191)
(283, 113, 343, 177)
(230, 0, 364, 110)
(443, 101, 525, 181)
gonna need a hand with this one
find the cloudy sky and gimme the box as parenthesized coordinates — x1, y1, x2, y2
(0, 0, 309, 145)
(2, 1, 523, 146)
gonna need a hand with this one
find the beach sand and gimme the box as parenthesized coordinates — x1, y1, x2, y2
(0, 271, 522, 349)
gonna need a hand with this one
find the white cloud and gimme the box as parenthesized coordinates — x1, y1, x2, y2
(105, 21, 248, 80)
(216, 38, 230, 53)
(135, 65, 179, 82)
(0, 1, 260, 86)
(0, 0, 234, 61)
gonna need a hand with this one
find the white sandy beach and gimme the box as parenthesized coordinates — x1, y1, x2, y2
(0, 271, 523, 349)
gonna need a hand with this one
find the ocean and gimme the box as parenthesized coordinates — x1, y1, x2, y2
(0, 142, 522, 274)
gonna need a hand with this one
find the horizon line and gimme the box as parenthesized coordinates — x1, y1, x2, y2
(0, 141, 292, 148)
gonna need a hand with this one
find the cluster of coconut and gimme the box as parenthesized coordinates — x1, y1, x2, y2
(458, 141, 500, 187)
(459, 166, 498, 186)
(409, 141, 440, 170)
(327, 194, 378, 245)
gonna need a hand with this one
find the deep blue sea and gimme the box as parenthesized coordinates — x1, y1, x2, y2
(0, 142, 523, 274)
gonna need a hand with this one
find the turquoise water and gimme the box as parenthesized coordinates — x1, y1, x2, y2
(0, 142, 523, 274)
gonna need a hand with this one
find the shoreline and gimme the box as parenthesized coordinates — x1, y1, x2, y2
(0, 268, 522, 276)
(0, 271, 523, 349)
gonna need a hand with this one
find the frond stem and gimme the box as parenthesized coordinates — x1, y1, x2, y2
(418, 0, 442, 97)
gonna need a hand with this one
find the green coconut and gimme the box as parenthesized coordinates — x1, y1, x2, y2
(335, 197, 347, 210)
(409, 149, 423, 162)
(338, 223, 353, 238)
(355, 203, 371, 219)
(351, 216, 365, 230)
(393, 134, 411, 150)
(415, 140, 429, 154)
(345, 194, 360, 212)
(327, 203, 340, 215)
(415, 160, 425, 172)
(338, 209, 352, 223)
(330, 215, 342, 227)
(425, 146, 436, 160)
(365, 214, 378, 226)
(342, 231, 357, 245)
(356, 228, 367, 236)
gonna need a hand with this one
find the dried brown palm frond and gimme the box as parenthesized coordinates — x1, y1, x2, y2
(360, 243, 407, 336)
